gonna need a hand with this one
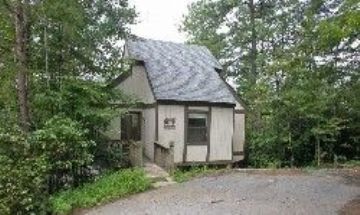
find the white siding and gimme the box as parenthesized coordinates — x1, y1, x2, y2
(143, 108, 156, 160)
(209, 107, 233, 161)
(186, 145, 207, 162)
(233, 113, 245, 161)
(158, 105, 185, 163)
(188, 106, 209, 111)
(116, 65, 155, 104)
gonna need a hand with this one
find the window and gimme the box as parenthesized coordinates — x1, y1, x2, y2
(121, 112, 141, 141)
(187, 112, 208, 144)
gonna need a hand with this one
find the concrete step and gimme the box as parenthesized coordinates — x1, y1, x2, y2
(143, 159, 175, 188)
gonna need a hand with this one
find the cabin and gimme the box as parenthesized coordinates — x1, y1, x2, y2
(107, 38, 245, 169)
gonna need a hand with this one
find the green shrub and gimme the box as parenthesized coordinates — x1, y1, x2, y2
(246, 131, 285, 168)
(31, 116, 95, 191)
(93, 137, 129, 170)
(50, 168, 151, 215)
(0, 129, 49, 215)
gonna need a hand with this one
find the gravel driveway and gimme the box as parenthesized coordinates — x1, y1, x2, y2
(84, 169, 360, 215)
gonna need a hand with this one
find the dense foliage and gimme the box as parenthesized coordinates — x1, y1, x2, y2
(0, 129, 49, 214)
(0, 0, 136, 214)
(32, 116, 95, 192)
(182, 0, 359, 167)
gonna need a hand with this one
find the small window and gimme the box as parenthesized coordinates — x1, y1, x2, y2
(187, 112, 208, 144)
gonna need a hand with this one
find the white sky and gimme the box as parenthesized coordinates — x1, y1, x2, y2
(129, 0, 195, 42)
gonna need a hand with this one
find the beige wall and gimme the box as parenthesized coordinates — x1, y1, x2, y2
(158, 105, 185, 163)
(235, 100, 244, 111)
(233, 113, 245, 161)
(142, 108, 156, 160)
(116, 65, 155, 104)
(105, 104, 244, 164)
(209, 107, 233, 161)
(186, 145, 207, 162)
(188, 106, 209, 111)
(157, 105, 236, 163)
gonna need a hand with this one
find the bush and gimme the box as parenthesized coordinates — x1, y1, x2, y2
(50, 168, 151, 215)
(246, 132, 284, 168)
(0, 155, 49, 214)
(93, 139, 129, 170)
(0, 129, 49, 215)
(31, 116, 95, 191)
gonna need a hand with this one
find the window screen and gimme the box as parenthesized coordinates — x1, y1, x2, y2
(187, 113, 208, 144)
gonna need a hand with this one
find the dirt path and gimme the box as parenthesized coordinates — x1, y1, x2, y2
(84, 169, 360, 215)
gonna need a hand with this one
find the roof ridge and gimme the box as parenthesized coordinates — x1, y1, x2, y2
(127, 36, 208, 51)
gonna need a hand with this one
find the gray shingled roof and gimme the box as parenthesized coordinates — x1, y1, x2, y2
(126, 38, 236, 104)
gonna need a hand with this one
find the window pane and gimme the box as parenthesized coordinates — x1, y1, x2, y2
(188, 113, 207, 127)
(188, 118, 206, 127)
(188, 113, 207, 119)
(188, 127, 207, 142)
(187, 112, 208, 143)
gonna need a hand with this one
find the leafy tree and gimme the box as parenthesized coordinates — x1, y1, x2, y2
(182, 0, 359, 167)
(0, 0, 137, 213)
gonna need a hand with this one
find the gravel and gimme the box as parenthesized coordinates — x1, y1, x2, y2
(84, 169, 360, 215)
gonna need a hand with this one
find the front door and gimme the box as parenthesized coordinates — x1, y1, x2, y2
(121, 112, 141, 141)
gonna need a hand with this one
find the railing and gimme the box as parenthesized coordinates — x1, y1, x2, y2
(154, 141, 174, 172)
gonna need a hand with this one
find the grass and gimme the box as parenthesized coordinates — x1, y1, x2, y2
(301, 160, 360, 174)
(341, 160, 360, 168)
(50, 168, 151, 215)
(172, 166, 222, 183)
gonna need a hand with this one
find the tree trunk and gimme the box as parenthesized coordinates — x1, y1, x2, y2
(248, 0, 257, 82)
(315, 137, 321, 166)
(247, 0, 261, 131)
(288, 122, 294, 168)
(14, 0, 30, 132)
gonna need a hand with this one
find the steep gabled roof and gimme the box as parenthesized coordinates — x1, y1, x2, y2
(126, 38, 236, 104)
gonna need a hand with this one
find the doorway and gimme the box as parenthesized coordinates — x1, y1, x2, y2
(121, 112, 141, 141)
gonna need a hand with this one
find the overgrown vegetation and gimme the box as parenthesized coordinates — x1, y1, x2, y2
(50, 169, 151, 215)
(172, 166, 221, 182)
(182, 0, 359, 167)
(0, 129, 49, 214)
(0, 0, 136, 214)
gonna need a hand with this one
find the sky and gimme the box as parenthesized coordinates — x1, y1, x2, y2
(128, 0, 195, 43)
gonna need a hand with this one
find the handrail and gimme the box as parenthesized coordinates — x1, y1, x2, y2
(154, 141, 170, 150)
(154, 141, 174, 150)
